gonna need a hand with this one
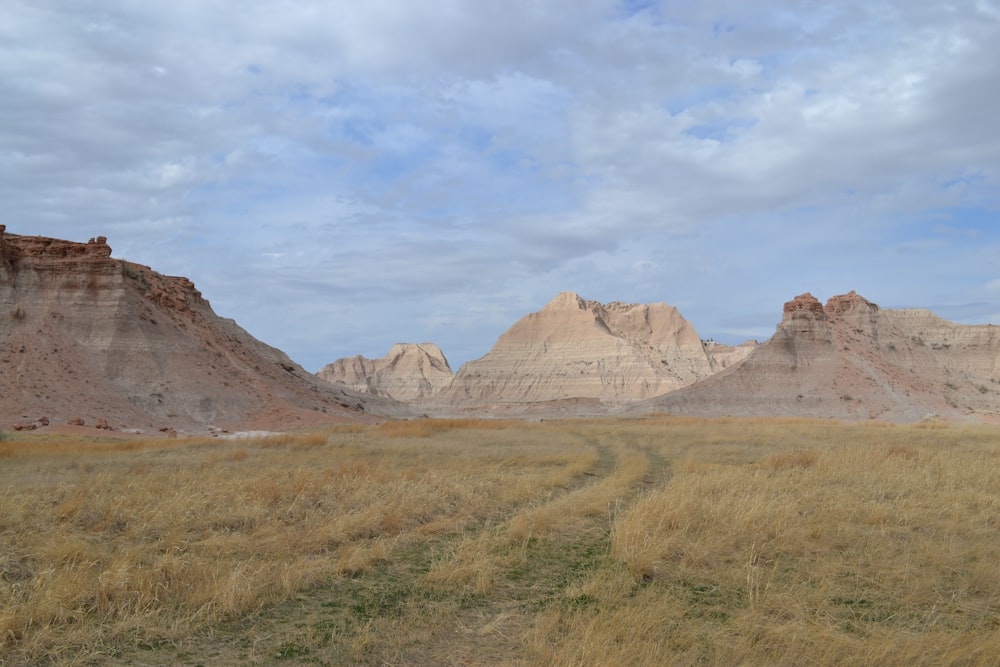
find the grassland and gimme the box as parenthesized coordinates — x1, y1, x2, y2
(1, 417, 999, 665)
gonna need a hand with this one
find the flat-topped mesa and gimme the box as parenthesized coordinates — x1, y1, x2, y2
(0, 230, 206, 318)
(1, 231, 124, 321)
(2, 230, 113, 261)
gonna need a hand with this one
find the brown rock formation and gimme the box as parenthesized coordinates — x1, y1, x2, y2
(634, 291, 1000, 422)
(0, 229, 405, 431)
(433, 292, 722, 410)
(318, 343, 453, 402)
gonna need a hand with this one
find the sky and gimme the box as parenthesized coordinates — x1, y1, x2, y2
(3, 1, 1000, 372)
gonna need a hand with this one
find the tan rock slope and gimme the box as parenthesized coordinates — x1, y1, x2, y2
(634, 291, 1000, 421)
(432, 291, 753, 410)
(0, 227, 404, 432)
(317, 343, 453, 402)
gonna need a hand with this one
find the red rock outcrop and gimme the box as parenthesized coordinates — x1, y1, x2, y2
(782, 292, 827, 320)
(1, 229, 405, 431)
(318, 343, 453, 402)
(634, 291, 1000, 422)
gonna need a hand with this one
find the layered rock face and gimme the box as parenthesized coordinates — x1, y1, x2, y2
(636, 291, 1000, 421)
(0, 227, 402, 431)
(704, 340, 757, 370)
(434, 292, 730, 408)
(317, 343, 453, 402)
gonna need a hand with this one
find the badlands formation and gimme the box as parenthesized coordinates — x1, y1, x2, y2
(435, 291, 753, 410)
(6, 228, 1000, 429)
(317, 343, 453, 402)
(636, 291, 1000, 422)
(0, 227, 404, 433)
(323, 291, 755, 414)
(327, 289, 1000, 422)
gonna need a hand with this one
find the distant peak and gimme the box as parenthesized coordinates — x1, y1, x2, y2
(543, 291, 585, 310)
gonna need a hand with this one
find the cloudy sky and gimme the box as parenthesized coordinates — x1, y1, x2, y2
(4, 1, 1000, 371)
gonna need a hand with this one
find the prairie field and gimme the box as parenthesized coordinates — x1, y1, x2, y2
(1, 416, 999, 665)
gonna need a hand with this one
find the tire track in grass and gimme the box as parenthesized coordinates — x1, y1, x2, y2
(109, 427, 616, 666)
(399, 431, 667, 666)
(105, 428, 675, 666)
(353, 432, 626, 666)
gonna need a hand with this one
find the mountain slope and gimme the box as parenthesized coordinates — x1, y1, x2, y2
(0, 227, 404, 431)
(433, 291, 751, 410)
(633, 291, 1000, 421)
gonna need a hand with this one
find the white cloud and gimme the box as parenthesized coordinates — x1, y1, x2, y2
(3, 0, 1000, 369)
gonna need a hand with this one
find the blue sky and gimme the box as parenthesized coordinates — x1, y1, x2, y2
(3, 1, 999, 371)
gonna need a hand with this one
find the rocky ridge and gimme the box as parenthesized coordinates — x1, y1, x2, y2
(427, 291, 753, 411)
(0, 227, 405, 432)
(634, 291, 1000, 421)
(8, 227, 998, 429)
(317, 343, 453, 402)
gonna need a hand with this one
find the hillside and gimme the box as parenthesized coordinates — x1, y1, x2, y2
(634, 291, 1000, 421)
(429, 291, 753, 412)
(9, 228, 998, 429)
(0, 227, 405, 432)
(317, 343, 453, 402)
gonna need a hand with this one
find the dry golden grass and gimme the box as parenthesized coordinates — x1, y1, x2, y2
(2, 417, 999, 666)
(376, 417, 519, 438)
(539, 420, 1000, 666)
(0, 423, 588, 665)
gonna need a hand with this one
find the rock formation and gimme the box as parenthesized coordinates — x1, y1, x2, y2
(634, 290, 1000, 421)
(17, 227, 994, 428)
(704, 339, 757, 370)
(317, 343, 453, 402)
(433, 292, 739, 410)
(0, 227, 404, 431)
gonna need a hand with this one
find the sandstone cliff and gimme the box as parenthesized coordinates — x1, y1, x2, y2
(433, 292, 731, 410)
(317, 343, 453, 402)
(0, 227, 404, 431)
(634, 291, 1000, 421)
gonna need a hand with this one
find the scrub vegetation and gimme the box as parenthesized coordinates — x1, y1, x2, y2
(2, 417, 999, 665)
